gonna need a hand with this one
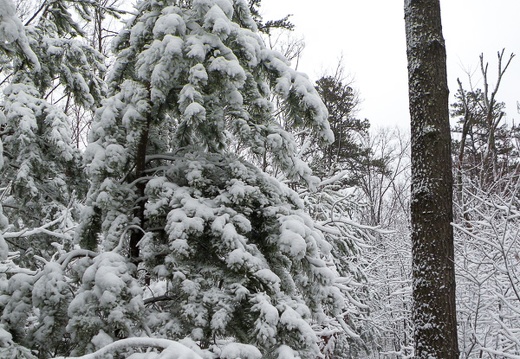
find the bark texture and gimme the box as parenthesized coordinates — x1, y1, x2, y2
(404, 0, 459, 357)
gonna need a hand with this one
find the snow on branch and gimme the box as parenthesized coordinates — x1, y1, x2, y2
(317, 170, 350, 188)
(57, 249, 98, 269)
(3, 211, 74, 240)
(53, 337, 203, 359)
(335, 316, 360, 340)
(0, 0, 40, 70)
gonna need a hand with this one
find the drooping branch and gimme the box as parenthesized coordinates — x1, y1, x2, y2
(53, 337, 203, 359)
(3, 211, 74, 240)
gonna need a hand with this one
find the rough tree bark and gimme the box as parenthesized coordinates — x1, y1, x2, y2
(404, 0, 459, 358)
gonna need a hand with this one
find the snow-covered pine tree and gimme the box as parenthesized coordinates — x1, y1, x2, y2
(76, 0, 352, 357)
(0, 0, 105, 264)
(0, 3, 37, 356)
(0, 0, 105, 355)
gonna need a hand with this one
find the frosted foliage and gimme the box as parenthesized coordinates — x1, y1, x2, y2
(153, 13, 186, 39)
(214, 0, 234, 18)
(3, 81, 74, 157)
(28, 262, 72, 351)
(140, 152, 346, 358)
(220, 343, 262, 359)
(183, 102, 206, 121)
(0, 3, 101, 325)
(0, 76, 79, 247)
(90, 329, 113, 351)
(189, 64, 208, 84)
(261, 50, 333, 143)
(204, 5, 232, 38)
(0, 0, 40, 70)
(278, 216, 311, 259)
(279, 306, 318, 350)
(36, 36, 105, 109)
(67, 252, 146, 355)
(0, 344, 36, 359)
(1, 273, 33, 338)
(262, 128, 320, 190)
(232, 0, 257, 31)
(251, 293, 279, 345)
(86, 80, 149, 178)
(93, 0, 331, 186)
(276, 345, 301, 359)
(3, 18, 105, 113)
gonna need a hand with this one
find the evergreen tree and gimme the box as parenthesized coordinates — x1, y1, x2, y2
(247, 0, 294, 34)
(0, 0, 105, 266)
(0, 0, 105, 355)
(312, 71, 370, 180)
(75, 0, 349, 357)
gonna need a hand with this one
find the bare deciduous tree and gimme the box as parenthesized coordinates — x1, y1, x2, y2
(454, 172, 520, 358)
(454, 50, 515, 190)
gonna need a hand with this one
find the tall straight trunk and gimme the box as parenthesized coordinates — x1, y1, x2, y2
(404, 0, 459, 358)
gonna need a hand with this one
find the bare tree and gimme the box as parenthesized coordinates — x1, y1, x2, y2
(266, 28, 305, 70)
(353, 127, 412, 358)
(404, 0, 459, 357)
(454, 50, 515, 190)
(356, 128, 410, 227)
(454, 172, 520, 358)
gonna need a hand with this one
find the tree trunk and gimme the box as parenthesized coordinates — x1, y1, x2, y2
(404, 0, 459, 358)
(129, 117, 150, 260)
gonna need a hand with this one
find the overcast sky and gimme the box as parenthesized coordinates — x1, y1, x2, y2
(261, 0, 520, 129)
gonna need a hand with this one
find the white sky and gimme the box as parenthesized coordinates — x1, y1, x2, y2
(261, 0, 520, 129)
